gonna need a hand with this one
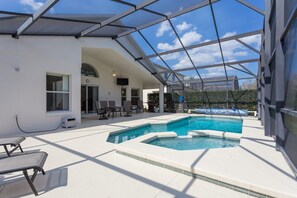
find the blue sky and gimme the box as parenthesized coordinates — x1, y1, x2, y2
(0, 0, 264, 83)
(136, 0, 264, 82)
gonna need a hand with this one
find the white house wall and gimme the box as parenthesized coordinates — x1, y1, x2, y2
(0, 35, 147, 136)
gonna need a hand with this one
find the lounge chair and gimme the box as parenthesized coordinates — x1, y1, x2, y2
(108, 101, 122, 117)
(96, 101, 108, 120)
(123, 101, 132, 117)
(0, 136, 25, 156)
(0, 152, 48, 196)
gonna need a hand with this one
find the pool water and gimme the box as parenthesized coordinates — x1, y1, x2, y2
(148, 137, 240, 150)
(107, 117, 242, 144)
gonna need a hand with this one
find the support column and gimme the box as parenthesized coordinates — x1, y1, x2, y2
(159, 83, 164, 113)
(264, 0, 272, 136)
(275, 0, 285, 148)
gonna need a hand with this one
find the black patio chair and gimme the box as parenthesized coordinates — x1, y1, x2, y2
(123, 101, 132, 117)
(108, 101, 122, 117)
(96, 101, 108, 120)
(137, 100, 144, 113)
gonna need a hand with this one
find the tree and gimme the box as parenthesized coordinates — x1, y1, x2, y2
(240, 80, 257, 90)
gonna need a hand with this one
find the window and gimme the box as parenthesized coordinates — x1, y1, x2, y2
(81, 63, 98, 77)
(131, 89, 140, 105)
(46, 74, 70, 112)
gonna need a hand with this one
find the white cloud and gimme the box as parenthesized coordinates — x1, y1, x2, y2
(161, 52, 181, 61)
(176, 21, 192, 32)
(155, 29, 260, 79)
(180, 31, 202, 46)
(165, 11, 172, 16)
(156, 21, 171, 37)
(157, 30, 202, 51)
(20, 0, 44, 11)
(171, 32, 257, 70)
(240, 34, 261, 48)
(222, 32, 237, 38)
(204, 67, 227, 78)
(157, 42, 176, 51)
(233, 51, 248, 56)
(172, 44, 222, 70)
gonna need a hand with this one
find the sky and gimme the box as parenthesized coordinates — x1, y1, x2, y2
(0, 0, 265, 84)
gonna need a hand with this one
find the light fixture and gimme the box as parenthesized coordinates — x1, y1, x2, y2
(14, 66, 20, 72)
(112, 71, 117, 77)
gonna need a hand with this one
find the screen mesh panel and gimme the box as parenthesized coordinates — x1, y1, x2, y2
(145, 0, 205, 16)
(0, 15, 29, 33)
(0, 0, 262, 101)
(87, 26, 133, 37)
(24, 19, 95, 35)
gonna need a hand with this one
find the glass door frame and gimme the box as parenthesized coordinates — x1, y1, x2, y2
(81, 85, 99, 114)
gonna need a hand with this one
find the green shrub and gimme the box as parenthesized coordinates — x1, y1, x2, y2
(148, 90, 257, 112)
(147, 93, 179, 112)
(186, 90, 257, 111)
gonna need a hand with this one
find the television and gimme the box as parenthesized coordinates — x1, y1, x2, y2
(117, 78, 129, 86)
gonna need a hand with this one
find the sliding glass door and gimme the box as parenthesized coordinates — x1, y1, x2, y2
(81, 85, 98, 114)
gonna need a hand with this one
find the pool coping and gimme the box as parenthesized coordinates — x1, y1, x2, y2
(113, 115, 297, 198)
(116, 149, 268, 198)
(116, 133, 272, 198)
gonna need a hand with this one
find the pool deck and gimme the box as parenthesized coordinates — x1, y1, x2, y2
(0, 113, 296, 197)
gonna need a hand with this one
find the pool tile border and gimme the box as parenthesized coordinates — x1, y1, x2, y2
(116, 150, 272, 198)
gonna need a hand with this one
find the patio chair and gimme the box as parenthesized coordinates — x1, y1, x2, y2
(123, 101, 132, 117)
(96, 101, 108, 120)
(137, 100, 144, 113)
(100, 101, 112, 117)
(108, 101, 122, 117)
(0, 152, 48, 196)
(0, 136, 25, 156)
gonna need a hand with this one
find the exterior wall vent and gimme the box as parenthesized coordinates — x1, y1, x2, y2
(62, 117, 76, 128)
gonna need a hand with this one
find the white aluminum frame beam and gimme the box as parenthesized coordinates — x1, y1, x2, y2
(136, 31, 184, 86)
(137, 30, 262, 60)
(77, 0, 158, 38)
(115, 0, 219, 39)
(235, 38, 260, 54)
(236, 0, 264, 16)
(238, 63, 257, 77)
(13, 0, 59, 38)
(169, 76, 256, 85)
(226, 65, 257, 77)
(158, 58, 259, 74)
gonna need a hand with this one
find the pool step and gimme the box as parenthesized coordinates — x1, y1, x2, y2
(176, 135, 192, 139)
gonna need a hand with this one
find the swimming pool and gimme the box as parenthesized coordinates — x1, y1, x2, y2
(107, 116, 242, 144)
(148, 136, 240, 150)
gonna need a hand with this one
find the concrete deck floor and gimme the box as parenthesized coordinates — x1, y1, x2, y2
(0, 113, 296, 198)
